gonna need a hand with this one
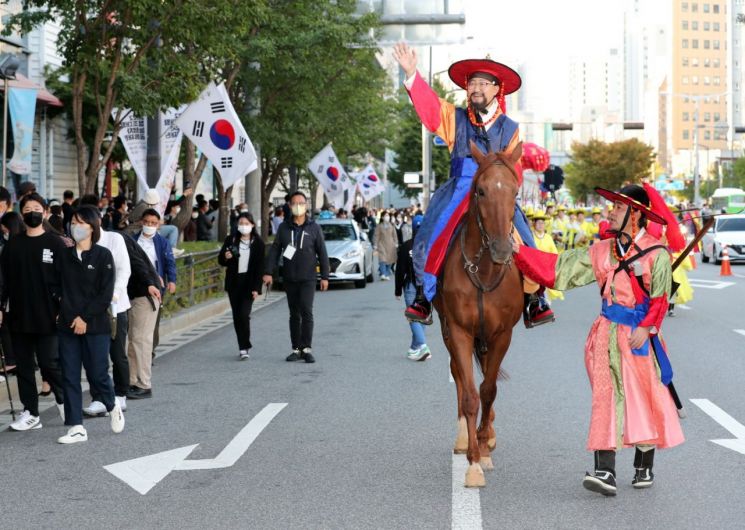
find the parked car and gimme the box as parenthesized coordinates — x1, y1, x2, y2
(317, 219, 374, 288)
(701, 214, 745, 264)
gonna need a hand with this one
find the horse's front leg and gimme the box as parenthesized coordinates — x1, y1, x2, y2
(450, 325, 485, 488)
(450, 356, 468, 454)
(477, 331, 512, 471)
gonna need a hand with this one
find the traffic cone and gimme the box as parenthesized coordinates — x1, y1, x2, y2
(720, 245, 732, 277)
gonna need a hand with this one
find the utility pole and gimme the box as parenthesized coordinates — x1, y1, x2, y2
(693, 97, 700, 207)
(146, 112, 161, 191)
(421, 45, 433, 210)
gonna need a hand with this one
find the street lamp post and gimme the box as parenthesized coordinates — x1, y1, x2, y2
(0, 53, 20, 189)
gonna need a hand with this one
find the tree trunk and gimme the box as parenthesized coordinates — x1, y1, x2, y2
(217, 184, 232, 242)
(172, 140, 208, 233)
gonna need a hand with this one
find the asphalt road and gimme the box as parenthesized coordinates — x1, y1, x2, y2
(2, 258, 744, 529)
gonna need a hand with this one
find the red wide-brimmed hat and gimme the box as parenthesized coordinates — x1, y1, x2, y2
(448, 58, 522, 94)
(594, 185, 667, 225)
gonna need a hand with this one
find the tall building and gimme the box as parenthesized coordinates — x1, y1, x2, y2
(727, 0, 745, 153)
(670, 1, 729, 161)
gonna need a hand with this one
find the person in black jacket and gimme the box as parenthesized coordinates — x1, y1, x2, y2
(218, 212, 265, 360)
(2, 193, 67, 432)
(263, 191, 330, 364)
(55, 205, 124, 444)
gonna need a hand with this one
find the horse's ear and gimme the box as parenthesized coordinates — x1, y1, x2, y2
(470, 140, 485, 163)
(509, 142, 523, 166)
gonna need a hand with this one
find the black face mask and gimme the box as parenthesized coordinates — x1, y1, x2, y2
(23, 211, 43, 228)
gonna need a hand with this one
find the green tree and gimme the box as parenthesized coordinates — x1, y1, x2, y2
(233, 0, 398, 238)
(564, 138, 655, 202)
(387, 80, 453, 198)
(4, 0, 267, 195)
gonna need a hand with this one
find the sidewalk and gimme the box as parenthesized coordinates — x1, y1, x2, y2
(0, 291, 285, 429)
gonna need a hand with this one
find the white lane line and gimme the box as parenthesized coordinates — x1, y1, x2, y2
(449, 372, 454, 383)
(688, 279, 736, 289)
(690, 399, 745, 455)
(452, 454, 482, 530)
(677, 304, 692, 310)
(734, 329, 745, 338)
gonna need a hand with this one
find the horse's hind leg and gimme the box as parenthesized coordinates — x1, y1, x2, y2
(478, 332, 512, 471)
(450, 326, 484, 488)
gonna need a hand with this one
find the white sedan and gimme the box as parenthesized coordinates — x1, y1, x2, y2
(701, 214, 745, 264)
(317, 219, 374, 288)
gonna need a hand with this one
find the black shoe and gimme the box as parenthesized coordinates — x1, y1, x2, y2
(523, 294, 555, 328)
(583, 471, 617, 496)
(632, 447, 655, 489)
(286, 349, 303, 362)
(127, 387, 152, 399)
(302, 348, 315, 363)
(582, 450, 617, 496)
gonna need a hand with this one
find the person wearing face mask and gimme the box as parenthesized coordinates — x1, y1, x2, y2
(54, 206, 124, 444)
(219, 212, 265, 360)
(264, 191, 330, 363)
(129, 209, 177, 399)
(374, 212, 399, 281)
(1, 193, 67, 431)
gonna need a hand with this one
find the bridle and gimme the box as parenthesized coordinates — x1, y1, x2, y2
(459, 154, 518, 293)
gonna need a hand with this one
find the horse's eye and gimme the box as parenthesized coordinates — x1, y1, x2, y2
(477, 188, 485, 197)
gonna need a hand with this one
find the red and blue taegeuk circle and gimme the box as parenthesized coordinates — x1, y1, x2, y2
(209, 119, 235, 150)
(326, 166, 340, 181)
(367, 173, 379, 182)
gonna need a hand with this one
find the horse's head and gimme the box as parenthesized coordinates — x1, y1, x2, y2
(469, 140, 522, 265)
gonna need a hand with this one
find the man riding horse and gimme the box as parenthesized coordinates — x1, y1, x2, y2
(392, 43, 554, 328)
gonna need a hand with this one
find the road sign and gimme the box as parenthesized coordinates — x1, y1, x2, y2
(404, 172, 421, 184)
(104, 403, 287, 495)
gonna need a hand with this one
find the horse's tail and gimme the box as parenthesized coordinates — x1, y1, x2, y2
(472, 338, 509, 380)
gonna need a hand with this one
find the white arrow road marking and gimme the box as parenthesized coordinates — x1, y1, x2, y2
(690, 399, 745, 455)
(688, 279, 735, 289)
(734, 329, 745, 338)
(452, 454, 482, 530)
(104, 403, 287, 494)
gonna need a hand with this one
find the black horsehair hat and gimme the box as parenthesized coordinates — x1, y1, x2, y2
(594, 184, 667, 225)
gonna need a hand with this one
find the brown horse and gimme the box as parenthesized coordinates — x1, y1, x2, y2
(433, 141, 524, 488)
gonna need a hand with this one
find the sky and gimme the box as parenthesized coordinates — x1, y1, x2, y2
(426, 0, 628, 119)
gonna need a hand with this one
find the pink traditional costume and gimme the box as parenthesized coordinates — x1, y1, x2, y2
(514, 184, 685, 496)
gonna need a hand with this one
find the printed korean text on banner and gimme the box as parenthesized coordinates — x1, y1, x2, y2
(113, 108, 148, 191)
(160, 106, 186, 174)
(307, 143, 354, 205)
(175, 82, 257, 189)
(7, 88, 38, 175)
(155, 131, 183, 215)
(355, 164, 385, 201)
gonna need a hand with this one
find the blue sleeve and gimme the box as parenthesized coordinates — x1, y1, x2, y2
(161, 237, 177, 284)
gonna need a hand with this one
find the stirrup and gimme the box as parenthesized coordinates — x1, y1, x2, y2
(405, 304, 433, 325)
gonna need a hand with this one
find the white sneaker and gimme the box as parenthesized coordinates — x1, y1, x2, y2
(239, 350, 250, 361)
(9, 410, 41, 431)
(0, 374, 4, 383)
(172, 248, 185, 257)
(57, 425, 87, 444)
(407, 345, 432, 362)
(83, 401, 108, 417)
(116, 395, 127, 412)
(110, 402, 125, 434)
(57, 403, 66, 423)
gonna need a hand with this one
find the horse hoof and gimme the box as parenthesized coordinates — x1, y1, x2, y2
(464, 463, 485, 488)
(480, 456, 494, 471)
(487, 437, 497, 451)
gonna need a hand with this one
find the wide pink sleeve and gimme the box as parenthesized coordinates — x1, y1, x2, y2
(514, 245, 558, 288)
(406, 72, 456, 150)
(639, 296, 668, 332)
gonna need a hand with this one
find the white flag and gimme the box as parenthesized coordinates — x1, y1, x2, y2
(307, 143, 354, 197)
(355, 164, 385, 201)
(154, 131, 183, 216)
(175, 82, 257, 189)
(113, 108, 148, 192)
(160, 106, 186, 174)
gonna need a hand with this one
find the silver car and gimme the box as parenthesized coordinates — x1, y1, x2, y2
(317, 219, 374, 288)
(701, 214, 745, 264)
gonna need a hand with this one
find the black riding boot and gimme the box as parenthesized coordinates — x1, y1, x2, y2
(632, 447, 655, 489)
(583, 450, 617, 496)
(404, 284, 432, 325)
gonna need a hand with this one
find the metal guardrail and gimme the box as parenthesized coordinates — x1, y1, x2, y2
(169, 249, 223, 310)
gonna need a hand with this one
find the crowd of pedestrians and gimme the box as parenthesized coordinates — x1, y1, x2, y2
(0, 183, 180, 444)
